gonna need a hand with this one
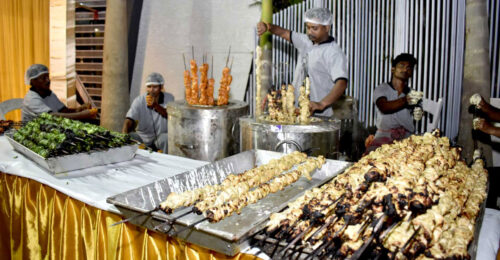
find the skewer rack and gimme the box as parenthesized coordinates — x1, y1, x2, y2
(107, 150, 351, 256)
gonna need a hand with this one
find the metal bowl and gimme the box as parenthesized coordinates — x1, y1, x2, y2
(239, 116, 341, 158)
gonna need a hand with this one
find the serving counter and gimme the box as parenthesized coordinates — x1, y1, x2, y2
(0, 136, 262, 259)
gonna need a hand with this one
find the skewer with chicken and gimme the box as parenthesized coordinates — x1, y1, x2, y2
(160, 151, 306, 213)
(205, 156, 326, 222)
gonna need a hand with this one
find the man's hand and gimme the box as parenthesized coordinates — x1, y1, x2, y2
(146, 95, 155, 108)
(88, 108, 98, 118)
(309, 101, 323, 113)
(78, 103, 91, 112)
(257, 21, 268, 36)
(475, 118, 500, 137)
(475, 118, 488, 132)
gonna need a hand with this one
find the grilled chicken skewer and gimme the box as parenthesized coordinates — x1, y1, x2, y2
(160, 151, 307, 214)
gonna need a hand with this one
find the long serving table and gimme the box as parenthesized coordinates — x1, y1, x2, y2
(0, 136, 263, 259)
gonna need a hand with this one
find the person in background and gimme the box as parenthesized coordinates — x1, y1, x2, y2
(257, 7, 348, 116)
(122, 72, 174, 153)
(472, 94, 500, 138)
(365, 53, 418, 153)
(21, 64, 97, 122)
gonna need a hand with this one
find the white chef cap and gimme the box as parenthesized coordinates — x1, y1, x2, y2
(145, 72, 164, 86)
(304, 8, 333, 26)
(25, 64, 49, 85)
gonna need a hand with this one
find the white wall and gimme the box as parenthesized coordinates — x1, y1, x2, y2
(131, 0, 260, 103)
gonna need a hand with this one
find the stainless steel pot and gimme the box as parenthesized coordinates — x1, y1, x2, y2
(167, 100, 249, 162)
(239, 116, 341, 158)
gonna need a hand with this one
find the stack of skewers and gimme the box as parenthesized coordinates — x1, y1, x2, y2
(12, 113, 133, 158)
(183, 47, 232, 106)
(259, 130, 487, 259)
(159, 151, 326, 223)
(264, 78, 312, 125)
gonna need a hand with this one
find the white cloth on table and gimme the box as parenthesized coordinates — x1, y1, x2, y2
(291, 32, 349, 117)
(21, 90, 65, 121)
(477, 208, 500, 260)
(0, 136, 207, 214)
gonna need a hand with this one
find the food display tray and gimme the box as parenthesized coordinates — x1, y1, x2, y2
(107, 150, 351, 256)
(5, 131, 138, 175)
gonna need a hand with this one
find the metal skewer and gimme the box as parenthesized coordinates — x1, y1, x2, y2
(279, 223, 315, 257)
(153, 209, 194, 232)
(280, 196, 346, 257)
(398, 226, 421, 255)
(191, 46, 195, 60)
(169, 217, 208, 237)
(211, 55, 214, 78)
(183, 53, 187, 71)
(110, 206, 160, 227)
(348, 214, 388, 260)
(307, 219, 349, 260)
(225, 45, 231, 67)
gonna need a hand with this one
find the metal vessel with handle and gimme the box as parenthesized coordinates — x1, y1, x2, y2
(239, 116, 341, 158)
(167, 100, 249, 162)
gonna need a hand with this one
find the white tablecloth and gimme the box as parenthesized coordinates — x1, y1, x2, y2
(0, 136, 208, 214)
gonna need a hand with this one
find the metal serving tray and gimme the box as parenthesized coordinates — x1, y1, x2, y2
(107, 150, 351, 256)
(5, 131, 138, 175)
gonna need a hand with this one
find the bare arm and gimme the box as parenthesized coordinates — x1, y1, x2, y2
(479, 97, 500, 122)
(257, 21, 291, 42)
(51, 110, 95, 120)
(122, 118, 136, 134)
(152, 104, 168, 118)
(60, 103, 91, 113)
(376, 96, 409, 114)
(477, 119, 500, 138)
(310, 79, 348, 112)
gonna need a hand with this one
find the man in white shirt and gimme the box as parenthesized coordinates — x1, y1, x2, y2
(257, 7, 349, 116)
(21, 64, 97, 121)
(122, 72, 174, 153)
(365, 53, 417, 153)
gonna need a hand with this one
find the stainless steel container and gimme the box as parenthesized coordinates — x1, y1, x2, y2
(167, 100, 249, 162)
(5, 131, 138, 175)
(239, 116, 341, 158)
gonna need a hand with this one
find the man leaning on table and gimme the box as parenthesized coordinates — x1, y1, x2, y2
(21, 64, 97, 122)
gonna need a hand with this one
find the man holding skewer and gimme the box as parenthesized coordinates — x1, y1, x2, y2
(257, 7, 349, 117)
(122, 72, 174, 153)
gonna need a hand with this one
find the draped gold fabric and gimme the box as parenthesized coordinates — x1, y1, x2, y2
(0, 0, 50, 121)
(0, 172, 260, 260)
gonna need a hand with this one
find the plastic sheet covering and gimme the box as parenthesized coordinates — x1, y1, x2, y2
(0, 136, 208, 213)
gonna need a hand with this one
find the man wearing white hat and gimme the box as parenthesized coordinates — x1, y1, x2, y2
(257, 7, 348, 117)
(122, 72, 174, 152)
(21, 64, 97, 121)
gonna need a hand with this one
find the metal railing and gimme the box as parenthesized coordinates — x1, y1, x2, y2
(250, 0, 475, 140)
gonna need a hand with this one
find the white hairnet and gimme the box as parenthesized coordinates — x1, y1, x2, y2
(304, 8, 333, 26)
(145, 72, 164, 86)
(25, 64, 49, 85)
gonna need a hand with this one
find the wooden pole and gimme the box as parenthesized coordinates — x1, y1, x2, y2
(101, 0, 129, 132)
(458, 0, 492, 164)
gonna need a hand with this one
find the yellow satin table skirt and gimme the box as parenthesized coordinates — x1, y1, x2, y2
(0, 172, 260, 259)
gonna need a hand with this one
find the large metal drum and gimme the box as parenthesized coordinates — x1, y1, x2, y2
(239, 116, 341, 158)
(167, 100, 249, 162)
